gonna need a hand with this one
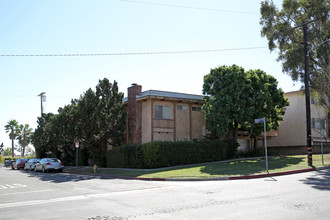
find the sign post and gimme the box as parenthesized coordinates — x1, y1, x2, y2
(255, 117, 268, 173)
(75, 142, 79, 167)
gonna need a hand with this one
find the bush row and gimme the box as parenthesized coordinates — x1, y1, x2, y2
(106, 139, 238, 169)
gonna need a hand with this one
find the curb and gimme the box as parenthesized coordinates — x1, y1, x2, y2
(63, 166, 330, 181)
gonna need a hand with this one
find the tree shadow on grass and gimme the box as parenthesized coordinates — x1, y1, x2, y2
(300, 168, 330, 191)
(200, 156, 305, 176)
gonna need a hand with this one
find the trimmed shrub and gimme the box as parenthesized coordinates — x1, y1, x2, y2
(106, 139, 238, 169)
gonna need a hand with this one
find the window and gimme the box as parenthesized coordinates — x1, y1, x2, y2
(312, 118, 325, 129)
(311, 97, 318, 105)
(192, 106, 202, 112)
(177, 105, 188, 111)
(237, 139, 249, 151)
(155, 105, 172, 119)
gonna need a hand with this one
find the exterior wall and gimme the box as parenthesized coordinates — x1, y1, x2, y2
(175, 103, 190, 141)
(141, 100, 152, 143)
(267, 91, 306, 147)
(268, 91, 330, 148)
(191, 105, 206, 140)
(310, 99, 329, 143)
(136, 99, 207, 144)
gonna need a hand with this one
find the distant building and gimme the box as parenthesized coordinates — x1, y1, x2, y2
(267, 91, 330, 154)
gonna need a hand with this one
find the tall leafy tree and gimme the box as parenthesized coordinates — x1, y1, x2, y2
(4, 119, 19, 157)
(244, 69, 289, 146)
(76, 79, 126, 166)
(202, 65, 288, 142)
(32, 113, 56, 158)
(260, 0, 330, 109)
(32, 78, 126, 167)
(55, 101, 79, 163)
(17, 124, 33, 156)
(3, 148, 12, 156)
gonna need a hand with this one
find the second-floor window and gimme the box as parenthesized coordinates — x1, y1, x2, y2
(155, 105, 172, 119)
(192, 106, 202, 112)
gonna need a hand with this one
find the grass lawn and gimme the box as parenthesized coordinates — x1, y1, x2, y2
(69, 154, 330, 179)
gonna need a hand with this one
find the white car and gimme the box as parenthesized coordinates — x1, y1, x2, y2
(24, 158, 41, 171)
(35, 158, 64, 173)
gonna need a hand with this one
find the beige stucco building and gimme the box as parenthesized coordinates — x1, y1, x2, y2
(267, 91, 330, 154)
(125, 84, 206, 144)
(125, 85, 329, 154)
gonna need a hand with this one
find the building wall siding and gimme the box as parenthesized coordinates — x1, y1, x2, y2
(191, 105, 206, 140)
(141, 101, 152, 143)
(175, 103, 190, 141)
(267, 91, 329, 148)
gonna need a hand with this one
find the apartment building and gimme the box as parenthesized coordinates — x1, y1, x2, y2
(125, 84, 206, 144)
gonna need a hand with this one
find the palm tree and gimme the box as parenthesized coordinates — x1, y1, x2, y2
(4, 119, 19, 157)
(17, 124, 33, 156)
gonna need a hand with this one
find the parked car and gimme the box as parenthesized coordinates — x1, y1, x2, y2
(11, 158, 28, 170)
(24, 158, 41, 171)
(35, 158, 64, 173)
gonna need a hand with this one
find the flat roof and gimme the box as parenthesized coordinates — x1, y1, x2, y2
(123, 90, 204, 103)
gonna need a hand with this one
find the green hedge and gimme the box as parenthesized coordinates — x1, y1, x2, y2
(107, 139, 238, 169)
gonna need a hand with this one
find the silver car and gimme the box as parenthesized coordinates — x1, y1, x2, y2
(24, 158, 41, 171)
(35, 158, 64, 173)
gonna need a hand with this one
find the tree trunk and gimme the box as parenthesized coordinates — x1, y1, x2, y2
(11, 138, 14, 157)
(253, 136, 258, 150)
(227, 121, 238, 142)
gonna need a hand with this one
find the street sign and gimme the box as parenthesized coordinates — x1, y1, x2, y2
(255, 118, 265, 123)
(254, 117, 268, 173)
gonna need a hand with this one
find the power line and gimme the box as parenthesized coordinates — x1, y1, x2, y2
(0, 46, 267, 57)
(120, 0, 258, 15)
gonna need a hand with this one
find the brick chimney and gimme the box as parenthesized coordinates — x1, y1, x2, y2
(127, 83, 142, 144)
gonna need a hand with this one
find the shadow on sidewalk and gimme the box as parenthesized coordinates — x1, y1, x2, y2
(300, 168, 330, 191)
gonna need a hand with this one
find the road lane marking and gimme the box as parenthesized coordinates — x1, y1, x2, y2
(0, 186, 175, 209)
(0, 189, 52, 196)
(0, 183, 27, 189)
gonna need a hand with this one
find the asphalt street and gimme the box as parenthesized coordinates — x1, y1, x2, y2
(0, 167, 329, 220)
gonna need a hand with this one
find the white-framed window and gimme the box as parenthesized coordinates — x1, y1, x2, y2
(155, 105, 172, 119)
(177, 105, 188, 111)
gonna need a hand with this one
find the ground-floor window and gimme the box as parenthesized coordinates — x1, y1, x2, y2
(237, 138, 249, 151)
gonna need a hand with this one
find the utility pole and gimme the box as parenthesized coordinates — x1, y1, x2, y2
(303, 23, 313, 167)
(288, 19, 321, 167)
(38, 92, 46, 116)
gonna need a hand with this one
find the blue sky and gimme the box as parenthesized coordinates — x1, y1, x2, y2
(0, 0, 301, 151)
